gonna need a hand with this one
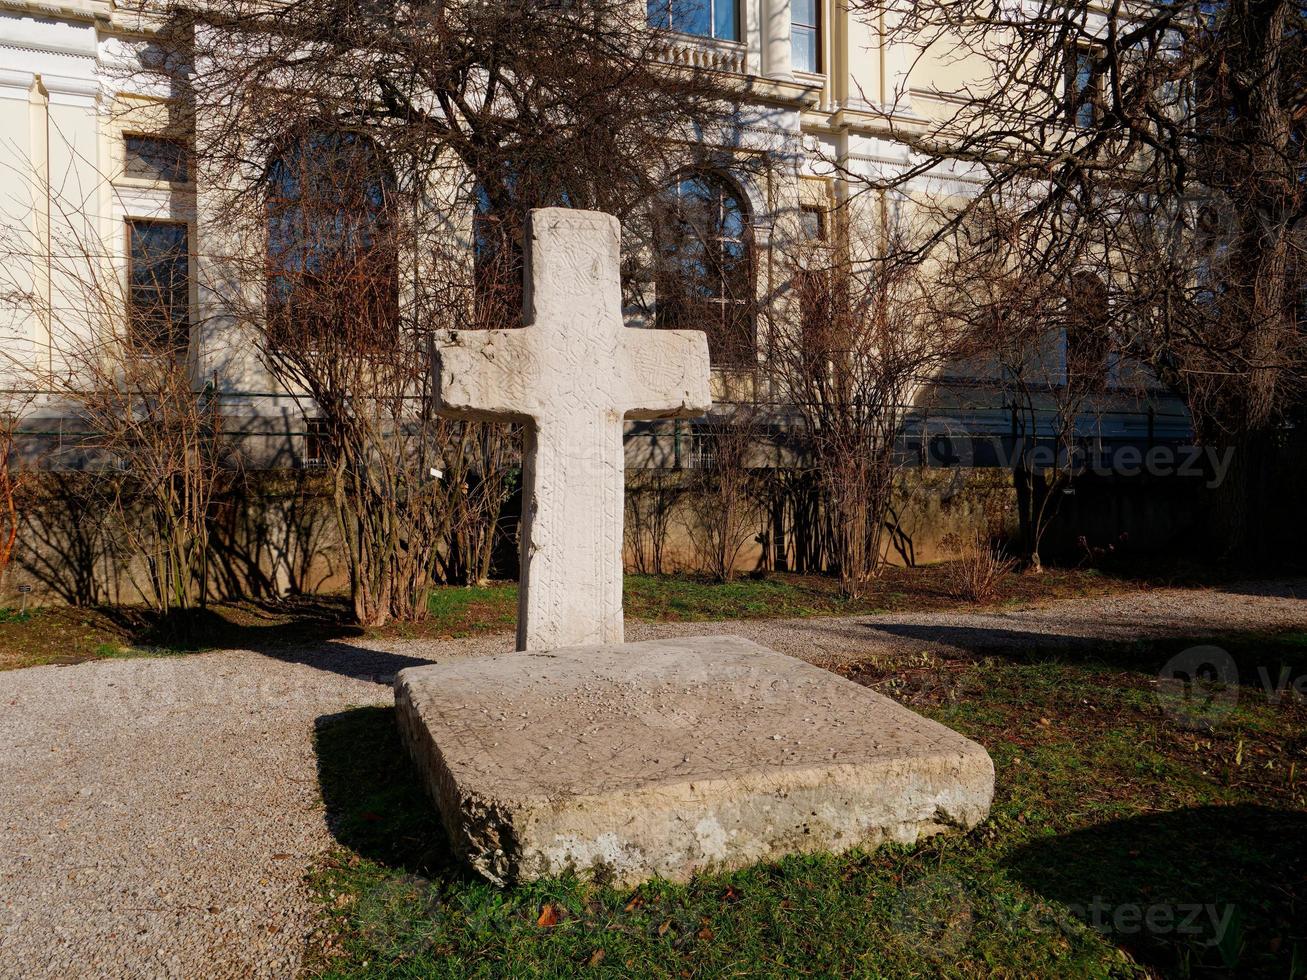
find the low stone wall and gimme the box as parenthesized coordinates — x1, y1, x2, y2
(623, 465, 1214, 575)
(4, 472, 350, 608)
(2, 464, 1216, 607)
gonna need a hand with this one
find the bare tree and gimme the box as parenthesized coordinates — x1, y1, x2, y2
(116, 0, 748, 622)
(843, 0, 1307, 560)
(773, 217, 975, 596)
(931, 204, 1121, 570)
(0, 397, 31, 592)
(0, 201, 231, 616)
(136, 0, 740, 276)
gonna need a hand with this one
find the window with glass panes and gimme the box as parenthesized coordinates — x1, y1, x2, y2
(265, 129, 397, 349)
(124, 136, 189, 183)
(647, 0, 739, 42)
(792, 0, 821, 73)
(1065, 271, 1110, 389)
(127, 219, 190, 352)
(654, 172, 756, 367)
(1066, 46, 1100, 128)
(800, 204, 827, 241)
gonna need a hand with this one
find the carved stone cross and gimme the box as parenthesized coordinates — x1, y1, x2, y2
(436, 208, 711, 651)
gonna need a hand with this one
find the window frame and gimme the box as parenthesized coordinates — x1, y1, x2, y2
(791, 0, 822, 74)
(125, 216, 192, 355)
(647, 0, 742, 43)
(654, 170, 757, 368)
(302, 417, 332, 468)
(1063, 270, 1112, 391)
(122, 134, 191, 185)
(1065, 44, 1102, 129)
(264, 128, 399, 352)
(800, 204, 828, 242)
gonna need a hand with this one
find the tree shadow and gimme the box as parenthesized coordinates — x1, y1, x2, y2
(1005, 805, 1307, 978)
(105, 598, 443, 682)
(313, 705, 463, 881)
(860, 622, 1307, 696)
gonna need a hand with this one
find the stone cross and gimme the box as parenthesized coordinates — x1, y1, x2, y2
(436, 208, 711, 651)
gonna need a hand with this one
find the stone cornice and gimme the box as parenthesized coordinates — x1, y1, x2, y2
(0, 0, 111, 26)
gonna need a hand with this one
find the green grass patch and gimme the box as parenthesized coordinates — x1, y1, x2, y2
(308, 632, 1307, 978)
(623, 573, 827, 621)
(0, 566, 1181, 671)
(424, 584, 517, 637)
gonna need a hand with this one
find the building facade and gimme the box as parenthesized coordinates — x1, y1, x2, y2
(0, 0, 1193, 469)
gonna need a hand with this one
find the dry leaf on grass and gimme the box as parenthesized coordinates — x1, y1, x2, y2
(537, 903, 561, 928)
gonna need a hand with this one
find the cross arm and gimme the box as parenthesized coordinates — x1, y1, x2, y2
(435, 329, 543, 422)
(621, 328, 713, 421)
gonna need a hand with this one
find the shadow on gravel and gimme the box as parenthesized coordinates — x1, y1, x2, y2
(864, 621, 1096, 653)
(1005, 805, 1307, 979)
(862, 623, 1307, 697)
(1210, 580, 1307, 600)
(264, 641, 436, 685)
(313, 705, 460, 880)
(125, 600, 442, 684)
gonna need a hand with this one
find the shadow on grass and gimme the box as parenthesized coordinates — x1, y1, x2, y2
(860, 622, 1307, 697)
(313, 704, 459, 881)
(1005, 805, 1307, 979)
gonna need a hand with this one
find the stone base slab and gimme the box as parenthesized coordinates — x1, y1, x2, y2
(395, 636, 994, 887)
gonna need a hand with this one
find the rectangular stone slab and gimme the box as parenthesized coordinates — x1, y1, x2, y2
(395, 636, 994, 887)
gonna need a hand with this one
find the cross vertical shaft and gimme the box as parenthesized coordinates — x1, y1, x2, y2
(435, 208, 711, 651)
(517, 409, 625, 649)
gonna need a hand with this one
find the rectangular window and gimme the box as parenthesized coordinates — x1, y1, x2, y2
(792, 0, 821, 73)
(1066, 46, 1099, 128)
(800, 204, 827, 241)
(127, 219, 190, 352)
(647, 0, 739, 42)
(124, 135, 189, 183)
(303, 418, 331, 468)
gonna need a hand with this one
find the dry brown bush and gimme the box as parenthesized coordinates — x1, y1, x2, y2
(940, 531, 1017, 604)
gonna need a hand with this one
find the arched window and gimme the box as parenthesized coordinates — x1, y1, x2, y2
(654, 171, 756, 367)
(266, 129, 397, 349)
(1065, 271, 1111, 390)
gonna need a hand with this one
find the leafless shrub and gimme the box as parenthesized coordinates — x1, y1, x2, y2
(940, 531, 1017, 605)
(625, 468, 685, 576)
(683, 404, 769, 582)
(0, 398, 31, 591)
(0, 178, 234, 616)
(773, 218, 977, 597)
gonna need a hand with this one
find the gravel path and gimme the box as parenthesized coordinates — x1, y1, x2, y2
(1, 578, 1303, 978)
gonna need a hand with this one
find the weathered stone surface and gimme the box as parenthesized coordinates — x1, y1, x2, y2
(395, 636, 995, 887)
(435, 208, 711, 652)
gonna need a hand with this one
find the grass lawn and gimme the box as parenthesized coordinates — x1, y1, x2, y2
(308, 631, 1307, 979)
(0, 561, 1191, 671)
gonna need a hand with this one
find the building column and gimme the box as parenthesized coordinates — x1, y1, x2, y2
(762, 0, 793, 81)
(0, 69, 40, 375)
(881, 6, 915, 114)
